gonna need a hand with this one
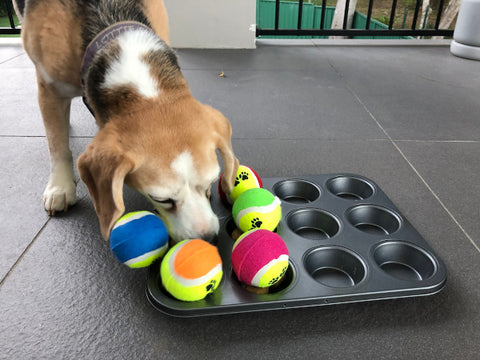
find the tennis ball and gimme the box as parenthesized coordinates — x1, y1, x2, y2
(218, 165, 263, 204)
(232, 188, 282, 233)
(231, 229, 289, 288)
(161, 239, 223, 302)
(110, 211, 169, 268)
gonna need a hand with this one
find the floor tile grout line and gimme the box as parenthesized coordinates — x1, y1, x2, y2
(0, 52, 25, 65)
(0, 218, 52, 288)
(393, 139, 480, 143)
(347, 85, 480, 254)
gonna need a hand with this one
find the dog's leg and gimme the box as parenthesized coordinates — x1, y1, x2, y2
(37, 74, 77, 215)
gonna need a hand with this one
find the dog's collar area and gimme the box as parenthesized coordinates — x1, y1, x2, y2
(81, 21, 151, 84)
(81, 21, 152, 117)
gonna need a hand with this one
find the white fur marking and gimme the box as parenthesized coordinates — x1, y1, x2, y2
(38, 64, 54, 84)
(102, 30, 164, 98)
(160, 151, 220, 240)
(171, 151, 196, 180)
(37, 65, 82, 98)
(43, 159, 77, 212)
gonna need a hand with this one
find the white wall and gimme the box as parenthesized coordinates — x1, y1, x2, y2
(164, 0, 256, 49)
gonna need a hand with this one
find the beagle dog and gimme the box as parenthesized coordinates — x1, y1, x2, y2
(13, 0, 239, 242)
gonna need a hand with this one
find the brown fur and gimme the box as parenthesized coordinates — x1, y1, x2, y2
(15, 0, 239, 241)
(78, 95, 238, 239)
(142, 0, 170, 44)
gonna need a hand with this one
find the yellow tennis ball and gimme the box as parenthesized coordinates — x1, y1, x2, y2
(160, 239, 223, 302)
(232, 188, 282, 233)
(230, 165, 263, 203)
(219, 165, 263, 204)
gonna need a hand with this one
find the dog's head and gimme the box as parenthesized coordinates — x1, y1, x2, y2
(77, 98, 238, 243)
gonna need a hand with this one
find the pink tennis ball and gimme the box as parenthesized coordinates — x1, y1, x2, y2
(231, 229, 289, 288)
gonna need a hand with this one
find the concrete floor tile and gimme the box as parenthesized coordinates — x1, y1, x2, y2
(1, 140, 479, 359)
(0, 137, 91, 279)
(177, 45, 331, 71)
(2, 44, 480, 359)
(397, 140, 480, 248)
(0, 43, 24, 64)
(184, 69, 387, 141)
(324, 46, 480, 141)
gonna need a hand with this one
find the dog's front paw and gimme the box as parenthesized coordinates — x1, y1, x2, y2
(43, 173, 77, 215)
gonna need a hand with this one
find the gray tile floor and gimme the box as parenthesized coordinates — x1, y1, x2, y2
(1, 39, 480, 359)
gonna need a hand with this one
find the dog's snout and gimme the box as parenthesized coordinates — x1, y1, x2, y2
(192, 218, 219, 243)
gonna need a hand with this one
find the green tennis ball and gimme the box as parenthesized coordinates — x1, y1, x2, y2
(160, 239, 223, 302)
(232, 188, 282, 233)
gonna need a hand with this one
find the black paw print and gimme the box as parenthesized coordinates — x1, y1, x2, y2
(268, 266, 288, 286)
(234, 171, 250, 186)
(206, 279, 217, 294)
(250, 217, 263, 229)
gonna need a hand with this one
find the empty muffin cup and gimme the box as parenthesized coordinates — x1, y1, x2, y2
(287, 208, 340, 240)
(273, 179, 320, 204)
(304, 247, 366, 287)
(326, 176, 374, 200)
(346, 205, 401, 235)
(373, 241, 436, 281)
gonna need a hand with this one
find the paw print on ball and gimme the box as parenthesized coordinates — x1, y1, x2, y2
(267, 266, 288, 286)
(234, 171, 250, 187)
(250, 217, 263, 230)
(206, 279, 217, 293)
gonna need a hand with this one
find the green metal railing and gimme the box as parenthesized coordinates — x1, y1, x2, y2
(256, 0, 453, 38)
(0, 0, 20, 35)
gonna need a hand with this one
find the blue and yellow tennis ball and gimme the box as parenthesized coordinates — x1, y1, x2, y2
(110, 211, 169, 268)
(161, 239, 223, 302)
(232, 188, 282, 233)
(218, 165, 263, 204)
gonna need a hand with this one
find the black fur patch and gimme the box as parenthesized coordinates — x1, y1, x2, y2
(81, 0, 152, 49)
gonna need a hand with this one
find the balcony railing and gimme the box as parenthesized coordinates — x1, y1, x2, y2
(0, 0, 20, 34)
(256, 0, 454, 38)
(0, 0, 455, 39)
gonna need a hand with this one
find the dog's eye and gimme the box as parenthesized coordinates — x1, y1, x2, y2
(150, 196, 175, 209)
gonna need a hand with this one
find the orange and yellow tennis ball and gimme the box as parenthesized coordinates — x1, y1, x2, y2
(160, 239, 223, 302)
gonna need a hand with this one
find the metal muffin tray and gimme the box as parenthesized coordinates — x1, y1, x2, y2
(147, 174, 447, 317)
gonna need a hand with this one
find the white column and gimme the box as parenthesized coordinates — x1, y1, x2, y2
(164, 0, 257, 49)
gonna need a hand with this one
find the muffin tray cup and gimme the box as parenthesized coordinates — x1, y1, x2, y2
(147, 174, 447, 317)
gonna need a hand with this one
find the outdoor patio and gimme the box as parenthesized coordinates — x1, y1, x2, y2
(1, 38, 479, 358)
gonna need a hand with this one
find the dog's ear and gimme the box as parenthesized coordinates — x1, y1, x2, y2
(77, 134, 135, 240)
(213, 112, 239, 196)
